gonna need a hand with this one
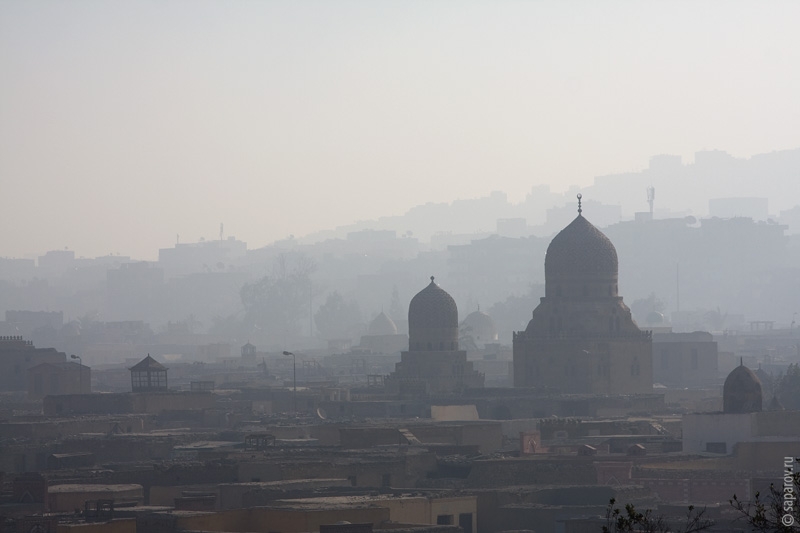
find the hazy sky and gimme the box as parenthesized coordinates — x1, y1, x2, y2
(1, 1, 799, 260)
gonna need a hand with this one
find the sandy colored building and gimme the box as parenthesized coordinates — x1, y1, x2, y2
(28, 361, 91, 399)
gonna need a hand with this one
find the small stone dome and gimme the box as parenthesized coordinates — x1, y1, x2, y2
(462, 309, 498, 344)
(545, 214, 618, 281)
(408, 276, 459, 352)
(723, 362, 763, 413)
(368, 311, 398, 336)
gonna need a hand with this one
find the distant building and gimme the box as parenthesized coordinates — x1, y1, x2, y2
(513, 198, 653, 394)
(355, 312, 408, 355)
(106, 262, 164, 321)
(385, 277, 484, 396)
(28, 361, 91, 399)
(158, 237, 247, 277)
(37, 249, 75, 276)
(652, 331, 718, 388)
(447, 235, 545, 313)
(0, 337, 66, 392)
(708, 197, 769, 220)
(1, 310, 63, 338)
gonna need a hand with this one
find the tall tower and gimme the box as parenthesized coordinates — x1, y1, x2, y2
(513, 196, 652, 394)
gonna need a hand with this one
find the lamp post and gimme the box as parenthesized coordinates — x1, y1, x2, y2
(70, 354, 82, 393)
(282, 351, 297, 413)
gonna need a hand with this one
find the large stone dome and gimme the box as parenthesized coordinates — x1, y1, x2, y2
(723, 363, 763, 413)
(543, 197, 620, 299)
(545, 214, 618, 280)
(408, 277, 459, 352)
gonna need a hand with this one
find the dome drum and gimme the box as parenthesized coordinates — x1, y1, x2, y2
(546, 277, 619, 299)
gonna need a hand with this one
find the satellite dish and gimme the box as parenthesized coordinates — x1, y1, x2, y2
(316, 407, 327, 420)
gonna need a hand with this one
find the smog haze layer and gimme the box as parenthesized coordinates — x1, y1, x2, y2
(1, 1, 799, 259)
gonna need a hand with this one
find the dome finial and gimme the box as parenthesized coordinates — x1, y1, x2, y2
(430, 275, 435, 283)
(577, 193, 583, 215)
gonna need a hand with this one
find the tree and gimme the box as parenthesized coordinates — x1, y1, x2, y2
(602, 498, 713, 533)
(630, 293, 667, 325)
(209, 312, 245, 340)
(730, 457, 800, 532)
(487, 284, 545, 340)
(776, 364, 800, 410)
(240, 253, 317, 340)
(314, 291, 362, 340)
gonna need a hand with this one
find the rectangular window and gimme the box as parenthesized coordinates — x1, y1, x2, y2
(436, 515, 453, 525)
(706, 442, 727, 454)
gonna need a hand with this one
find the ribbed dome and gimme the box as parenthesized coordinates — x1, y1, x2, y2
(723, 363, 762, 413)
(408, 277, 459, 351)
(368, 311, 398, 336)
(545, 215, 618, 280)
(409, 277, 458, 330)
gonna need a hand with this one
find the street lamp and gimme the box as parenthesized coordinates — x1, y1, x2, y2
(70, 354, 82, 393)
(282, 351, 297, 413)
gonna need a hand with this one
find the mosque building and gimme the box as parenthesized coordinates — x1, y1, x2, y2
(384, 277, 485, 396)
(513, 195, 653, 394)
(354, 311, 408, 355)
(682, 361, 800, 457)
(460, 307, 499, 350)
